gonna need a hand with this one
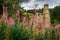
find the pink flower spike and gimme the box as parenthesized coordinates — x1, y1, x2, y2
(55, 24, 60, 27)
(30, 35, 35, 40)
(22, 17, 27, 23)
(8, 18, 14, 25)
(16, 10, 20, 15)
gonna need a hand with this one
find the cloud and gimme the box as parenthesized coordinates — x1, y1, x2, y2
(21, 0, 60, 10)
(22, 0, 30, 3)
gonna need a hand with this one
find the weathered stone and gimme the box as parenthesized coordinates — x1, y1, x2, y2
(43, 4, 51, 28)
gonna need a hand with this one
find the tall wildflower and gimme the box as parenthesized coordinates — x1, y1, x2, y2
(33, 13, 39, 28)
(16, 10, 20, 24)
(16, 10, 20, 16)
(22, 17, 27, 23)
(3, 5, 8, 24)
(22, 17, 27, 27)
(30, 35, 35, 40)
(55, 24, 60, 34)
(40, 22, 44, 28)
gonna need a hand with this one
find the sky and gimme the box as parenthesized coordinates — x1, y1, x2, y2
(21, 0, 60, 10)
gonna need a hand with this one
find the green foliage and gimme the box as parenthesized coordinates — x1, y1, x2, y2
(4, 0, 22, 6)
(9, 24, 25, 40)
(49, 6, 60, 24)
(26, 9, 43, 13)
(44, 28, 57, 40)
(35, 27, 60, 40)
(0, 23, 60, 40)
(50, 6, 60, 23)
(23, 28, 32, 40)
(0, 23, 7, 40)
(37, 9, 43, 13)
(3, 0, 23, 15)
(44, 28, 49, 40)
(53, 6, 60, 23)
(9, 23, 33, 40)
(26, 10, 35, 13)
(49, 27, 57, 40)
(0, 0, 3, 16)
(35, 33, 44, 40)
(49, 9, 54, 24)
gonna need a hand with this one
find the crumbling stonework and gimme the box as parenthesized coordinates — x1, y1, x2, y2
(29, 4, 51, 28)
(43, 4, 50, 28)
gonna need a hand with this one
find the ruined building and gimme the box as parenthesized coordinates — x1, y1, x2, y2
(43, 4, 51, 28)
(29, 4, 51, 28)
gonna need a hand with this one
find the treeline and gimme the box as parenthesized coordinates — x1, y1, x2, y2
(0, 0, 3, 16)
(50, 6, 60, 24)
(26, 9, 43, 13)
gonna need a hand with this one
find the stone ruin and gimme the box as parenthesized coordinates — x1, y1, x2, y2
(29, 4, 51, 28)
(43, 4, 51, 28)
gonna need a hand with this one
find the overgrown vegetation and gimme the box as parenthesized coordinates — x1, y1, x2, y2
(0, 23, 60, 40)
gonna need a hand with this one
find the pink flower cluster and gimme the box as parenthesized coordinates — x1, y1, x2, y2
(8, 18, 14, 25)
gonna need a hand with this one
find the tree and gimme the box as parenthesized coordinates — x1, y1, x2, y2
(3, 0, 22, 15)
(49, 9, 54, 24)
(53, 6, 60, 23)
(4, 0, 22, 7)
(0, 0, 3, 18)
(37, 9, 43, 13)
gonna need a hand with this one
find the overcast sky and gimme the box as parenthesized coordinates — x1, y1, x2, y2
(21, 0, 60, 10)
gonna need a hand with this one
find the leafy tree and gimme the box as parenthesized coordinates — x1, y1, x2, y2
(53, 6, 60, 23)
(26, 10, 35, 13)
(4, 0, 22, 7)
(37, 9, 43, 13)
(50, 6, 60, 24)
(0, 0, 3, 18)
(49, 9, 54, 24)
(3, 0, 23, 15)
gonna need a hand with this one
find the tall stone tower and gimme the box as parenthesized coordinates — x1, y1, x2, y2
(43, 4, 50, 28)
